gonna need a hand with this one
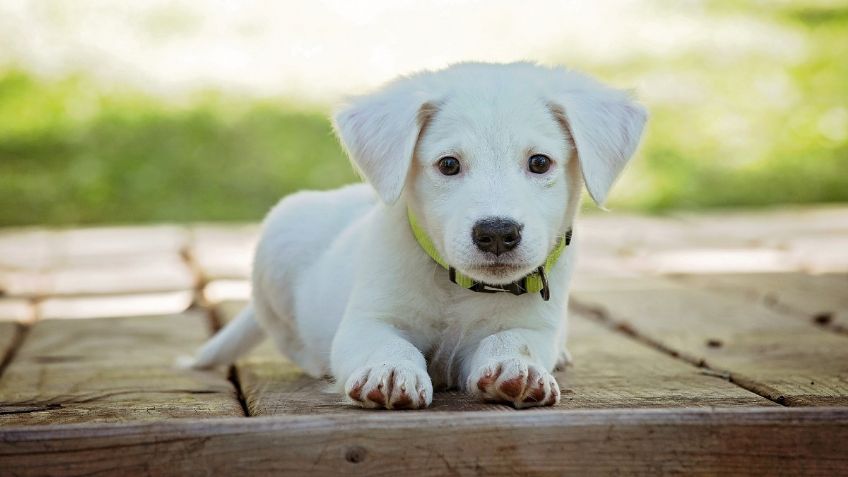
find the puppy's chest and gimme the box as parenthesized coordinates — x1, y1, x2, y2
(393, 295, 531, 388)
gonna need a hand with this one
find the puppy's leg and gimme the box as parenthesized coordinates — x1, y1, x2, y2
(332, 317, 432, 410)
(462, 329, 561, 409)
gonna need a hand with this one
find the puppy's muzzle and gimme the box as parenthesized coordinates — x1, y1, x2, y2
(472, 218, 523, 255)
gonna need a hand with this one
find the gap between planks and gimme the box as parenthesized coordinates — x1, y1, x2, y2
(0, 323, 29, 381)
(0, 297, 40, 381)
(180, 242, 252, 418)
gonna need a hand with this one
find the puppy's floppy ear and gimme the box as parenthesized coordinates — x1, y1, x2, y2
(549, 76, 647, 206)
(333, 80, 435, 204)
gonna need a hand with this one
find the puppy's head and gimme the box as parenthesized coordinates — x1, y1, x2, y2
(334, 62, 646, 285)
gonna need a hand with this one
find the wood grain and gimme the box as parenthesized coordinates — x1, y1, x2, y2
(573, 277, 848, 406)
(674, 272, 848, 333)
(189, 225, 258, 280)
(0, 298, 34, 323)
(0, 322, 20, 368)
(37, 291, 194, 320)
(0, 256, 195, 298)
(0, 312, 244, 425)
(1, 408, 845, 476)
(0, 226, 188, 271)
(561, 312, 773, 408)
(575, 206, 848, 276)
(216, 300, 771, 414)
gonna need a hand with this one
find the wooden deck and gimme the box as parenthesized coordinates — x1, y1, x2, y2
(1, 207, 847, 475)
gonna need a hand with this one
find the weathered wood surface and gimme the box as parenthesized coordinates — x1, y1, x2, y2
(0, 256, 195, 298)
(0, 298, 33, 323)
(37, 290, 194, 320)
(217, 301, 772, 414)
(575, 206, 848, 276)
(1, 408, 846, 477)
(0, 312, 243, 426)
(189, 224, 258, 280)
(675, 272, 848, 333)
(0, 226, 188, 270)
(0, 322, 19, 369)
(572, 277, 848, 406)
(0, 207, 845, 473)
(0, 226, 194, 310)
(561, 311, 774, 408)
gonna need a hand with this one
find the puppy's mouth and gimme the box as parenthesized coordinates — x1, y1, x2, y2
(466, 260, 533, 283)
(474, 263, 521, 273)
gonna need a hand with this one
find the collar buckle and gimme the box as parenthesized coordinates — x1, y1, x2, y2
(449, 266, 550, 301)
(536, 266, 550, 301)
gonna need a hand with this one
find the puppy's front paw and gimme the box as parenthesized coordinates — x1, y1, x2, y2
(345, 361, 433, 410)
(467, 358, 560, 409)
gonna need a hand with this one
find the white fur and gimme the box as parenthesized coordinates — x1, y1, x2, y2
(190, 62, 646, 409)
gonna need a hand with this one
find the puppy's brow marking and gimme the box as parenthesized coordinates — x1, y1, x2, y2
(547, 103, 577, 151)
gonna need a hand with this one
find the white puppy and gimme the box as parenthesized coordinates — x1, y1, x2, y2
(190, 62, 646, 409)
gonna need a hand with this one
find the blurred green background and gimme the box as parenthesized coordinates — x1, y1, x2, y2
(0, 0, 846, 226)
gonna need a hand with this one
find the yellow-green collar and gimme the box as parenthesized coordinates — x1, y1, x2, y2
(407, 208, 571, 301)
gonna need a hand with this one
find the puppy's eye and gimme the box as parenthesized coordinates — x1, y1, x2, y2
(437, 156, 461, 176)
(528, 154, 552, 174)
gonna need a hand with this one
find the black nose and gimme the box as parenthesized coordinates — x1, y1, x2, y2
(472, 218, 523, 255)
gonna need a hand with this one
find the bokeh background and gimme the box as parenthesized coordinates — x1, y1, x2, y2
(1, 0, 846, 226)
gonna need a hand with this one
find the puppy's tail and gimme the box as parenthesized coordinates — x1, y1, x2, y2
(182, 303, 265, 369)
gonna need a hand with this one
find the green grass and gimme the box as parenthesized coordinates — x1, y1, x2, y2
(596, 1, 848, 211)
(1, 2, 846, 226)
(0, 72, 357, 225)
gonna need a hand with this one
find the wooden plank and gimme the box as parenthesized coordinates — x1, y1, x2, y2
(0, 226, 188, 271)
(189, 225, 258, 280)
(577, 206, 848, 276)
(216, 300, 770, 413)
(572, 278, 848, 406)
(0, 408, 846, 476)
(0, 256, 195, 298)
(671, 206, 848, 241)
(203, 279, 251, 304)
(674, 273, 848, 333)
(0, 229, 53, 270)
(50, 226, 189, 267)
(0, 312, 244, 425)
(0, 298, 34, 323)
(0, 322, 19, 367)
(38, 291, 194, 320)
(786, 235, 848, 273)
(561, 313, 774, 408)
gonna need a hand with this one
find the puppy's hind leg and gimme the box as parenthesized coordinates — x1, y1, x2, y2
(180, 304, 265, 369)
